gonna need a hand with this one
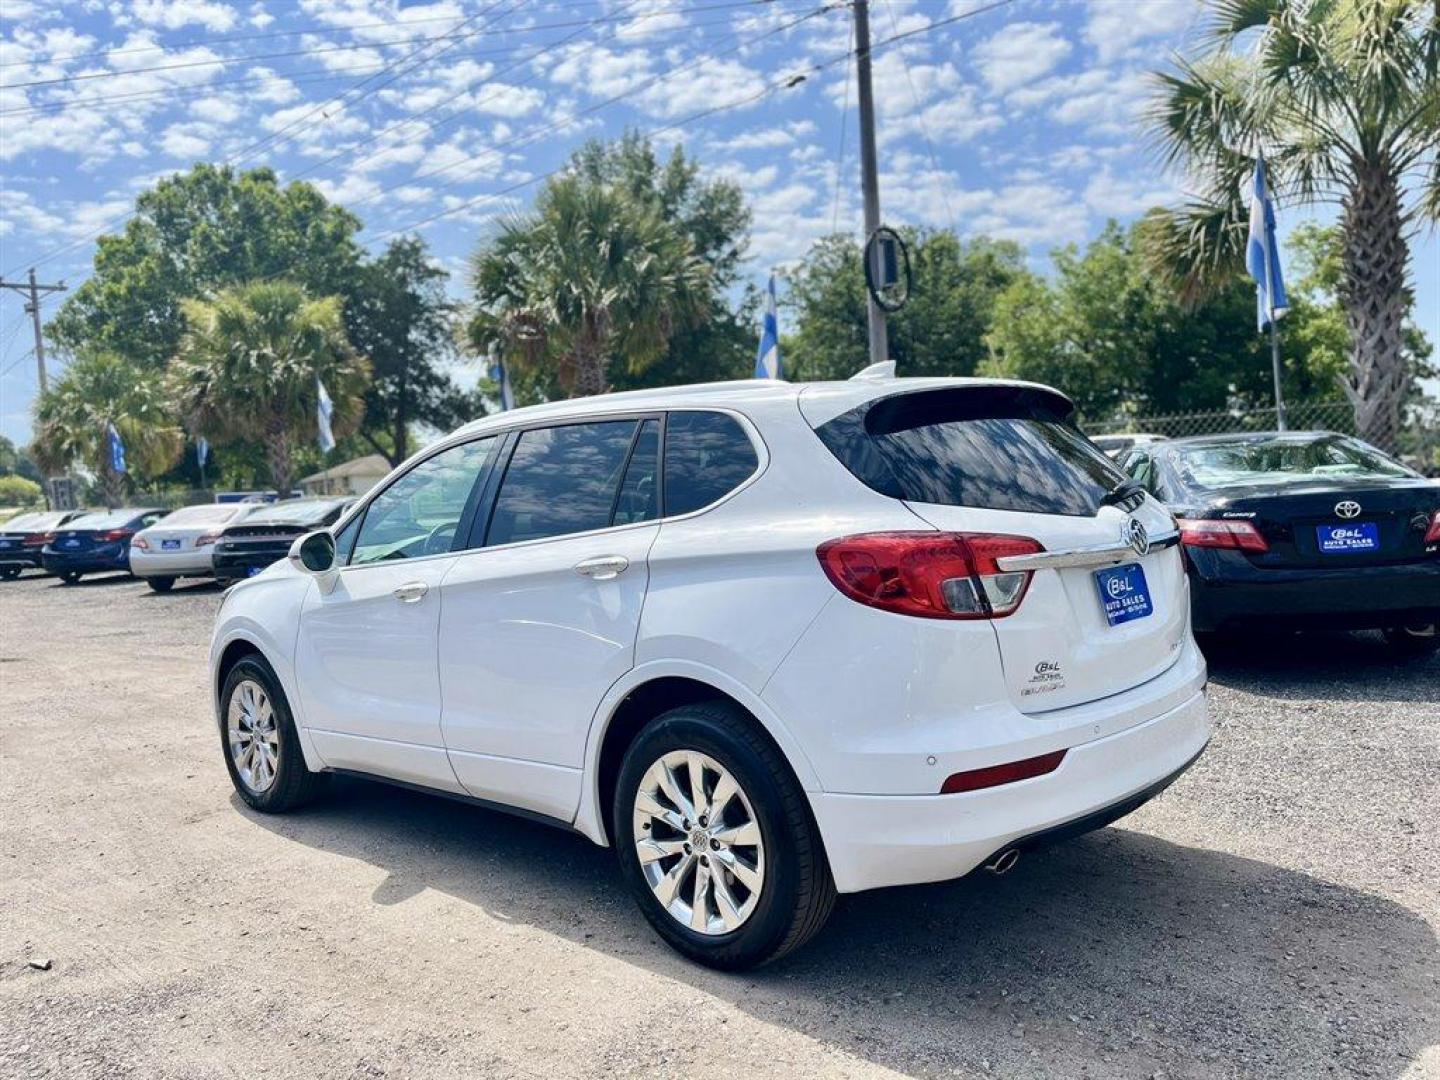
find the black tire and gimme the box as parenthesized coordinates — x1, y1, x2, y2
(147, 577, 175, 593)
(613, 701, 835, 970)
(59, 571, 81, 585)
(219, 655, 328, 813)
(0, 566, 21, 581)
(1383, 621, 1440, 659)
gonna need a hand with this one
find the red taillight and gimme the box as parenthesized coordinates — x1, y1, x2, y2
(195, 532, 220, 547)
(1424, 511, 1440, 545)
(22, 532, 48, 547)
(101, 528, 134, 542)
(131, 535, 150, 550)
(1177, 518, 1269, 553)
(941, 749, 1067, 794)
(816, 531, 1043, 619)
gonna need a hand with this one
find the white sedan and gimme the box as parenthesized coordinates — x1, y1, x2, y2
(130, 503, 255, 592)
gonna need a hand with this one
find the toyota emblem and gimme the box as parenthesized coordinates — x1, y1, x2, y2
(1125, 518, 1150, 557)
(1334, 500, 1362, 519)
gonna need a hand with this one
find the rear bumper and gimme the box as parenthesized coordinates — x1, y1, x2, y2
(809, 687, 1210, 893)
(1187, 549, 1440, 632)
(129, 547, 216, 578)
(0, 547, 43, 568)
(213, 548, 287, 579)
(40, 546, 130, 574)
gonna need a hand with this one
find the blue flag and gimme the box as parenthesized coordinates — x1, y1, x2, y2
(106, 421, 126, 474)
(316, 377, 336, 453)
(1246, 155, 1289, 332)
(754, 274, 781, 379)
(488, 351, 515, 411)
(196, 436, 209, 470)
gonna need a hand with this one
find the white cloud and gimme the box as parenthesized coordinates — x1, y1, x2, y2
(1084, 0, 1201, 63)
(1082, 165, 1178, 217)
(190, 96, 241, 123)
(132, 1, 239, 32)
(160, 122, 215, 158)
(972, 21, 1073, 93)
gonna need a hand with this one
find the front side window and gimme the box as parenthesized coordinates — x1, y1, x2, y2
(663, 411, 759, 517)
(350, 437, 495, 565)
(487, 421, 639, 546)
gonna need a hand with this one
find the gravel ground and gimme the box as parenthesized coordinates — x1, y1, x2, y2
(1, 570, 1436, 1080)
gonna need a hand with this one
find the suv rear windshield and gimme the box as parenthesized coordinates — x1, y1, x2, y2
(812, 386, 1125, 517)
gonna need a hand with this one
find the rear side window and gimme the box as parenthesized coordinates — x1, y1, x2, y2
(614, 419, 660, 526)
(813, 386, 1124, 517)
(488, 421, 639, 545)
(663, 411, 759, 517)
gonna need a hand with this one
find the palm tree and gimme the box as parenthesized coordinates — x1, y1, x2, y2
(1144, 0, 1439, 449)
(469, 173, 712, 397)
(32, 352, 183, 507)
(168, 281, 370, 496)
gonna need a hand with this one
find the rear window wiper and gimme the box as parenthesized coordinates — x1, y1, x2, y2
(1100, 478, 1146, 507)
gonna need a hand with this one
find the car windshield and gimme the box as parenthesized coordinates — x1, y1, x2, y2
(242, 500, 346, 526)
(155, 504, 243, 527)
(65, 509, 149, 530)
(1171, 435, 1417, 489)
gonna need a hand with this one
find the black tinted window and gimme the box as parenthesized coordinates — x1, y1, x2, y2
(614, 419, 660, 526)
(814, 387, 1124, 517)
(488, 421, 638, 545)
(664, 411, 758, 517)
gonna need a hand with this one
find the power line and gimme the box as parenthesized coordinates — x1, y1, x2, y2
(830, 12, 855, 234)
(882, 0, 956, 233)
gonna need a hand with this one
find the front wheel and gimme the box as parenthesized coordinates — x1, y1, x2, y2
(0, 566, 21, 581)
(614, 701, 835, 970)
(147, 577, 175, 593)
(220, 656, 328, 812)
(1383, 621, 1439, 659)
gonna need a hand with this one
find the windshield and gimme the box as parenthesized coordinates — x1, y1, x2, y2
(65, 509, 150, 530)
(154, 504, 243, 527)
(1171, 435, 1417, 490)
(242, 500, 346, 526)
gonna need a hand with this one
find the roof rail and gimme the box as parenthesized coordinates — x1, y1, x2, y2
(849, 360, 896, 381)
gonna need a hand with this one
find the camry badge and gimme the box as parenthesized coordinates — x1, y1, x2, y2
(1335, 500, 1362, 519)
(1125, 518, 1150, 557)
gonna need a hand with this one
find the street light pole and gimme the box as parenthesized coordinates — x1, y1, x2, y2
(853, 0, 888, 367)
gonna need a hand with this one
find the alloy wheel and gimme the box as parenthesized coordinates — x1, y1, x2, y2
(227, 678, 280, 793)
(631, 750, 765, 935)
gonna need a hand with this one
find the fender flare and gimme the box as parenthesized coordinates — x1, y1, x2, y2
(573, 658, 823, 846)
(211, 624, 328, 775)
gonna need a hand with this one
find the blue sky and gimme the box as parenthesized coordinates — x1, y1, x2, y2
(1, 0, 1436, 448)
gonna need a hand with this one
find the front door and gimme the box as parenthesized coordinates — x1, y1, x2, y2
(294, 436, 497, 792)
(439, 417, 661, 821)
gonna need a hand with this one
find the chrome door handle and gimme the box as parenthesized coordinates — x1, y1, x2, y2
(392, 581, 429, 603)
(574, 555, 629, 581)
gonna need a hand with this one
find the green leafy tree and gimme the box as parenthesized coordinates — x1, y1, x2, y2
(1144, 0, 1440, 449)
(47, 164, 363, 369)
(32, 352, 183, 506)
(168, 282, 370, 497)
(344, 237, 469, 464)
(0, 475, 43, 508)
(786, 230, 1031, 381)
(0, 435, 43, 483)
(469, 157, 712, 397)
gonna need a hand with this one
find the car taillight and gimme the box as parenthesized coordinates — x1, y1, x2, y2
(34, 532, 56, 546)
(1425, 511, 1440, 545)
(195, 532, 220, 547)
(131, 535, 150, 550)
(941, 748, 1067, 794)
(22, 533, 48, 547)
(816, 531, 1044, 619)
(1176, 518, 1269, 553)
(101, 528, 134, 542)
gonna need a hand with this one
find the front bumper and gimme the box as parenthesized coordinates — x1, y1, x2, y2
(1187, 549, 1440, 632)
(809, 687, 1210, 893)
(129, 547, 216, 578)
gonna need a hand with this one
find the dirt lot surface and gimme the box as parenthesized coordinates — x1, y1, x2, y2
(1, 571, 1437, 1079)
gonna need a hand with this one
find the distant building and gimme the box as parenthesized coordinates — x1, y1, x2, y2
(300, 454, 390, 497)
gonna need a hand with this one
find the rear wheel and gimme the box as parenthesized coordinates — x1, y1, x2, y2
(220, 656, 328, 812)
(1383, 621, 1439, 659)
(58, 571, 81, 585)
(0, 566, 21, 581)
(614, 701, 835, 970)
(147, 577, 175, 593)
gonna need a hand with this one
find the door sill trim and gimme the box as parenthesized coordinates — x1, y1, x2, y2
(325, 768, 583, 836)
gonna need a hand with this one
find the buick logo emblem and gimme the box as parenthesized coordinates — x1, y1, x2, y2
(1125, 518, 1150, 557)
(1335, 500, 1362, 519)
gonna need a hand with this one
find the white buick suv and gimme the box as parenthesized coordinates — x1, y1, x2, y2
(210, 375, 1209, 969)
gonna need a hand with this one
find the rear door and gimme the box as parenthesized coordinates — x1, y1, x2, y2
(804, 384, 1188, 713)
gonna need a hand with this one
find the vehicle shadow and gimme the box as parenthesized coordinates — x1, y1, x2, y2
(45, 572, 134, 588)
(1202, 629, 1440, 705)
(243, 781, 1438, 1079)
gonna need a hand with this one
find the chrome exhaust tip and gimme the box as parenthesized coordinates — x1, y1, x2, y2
(985, 848, 1020, 875)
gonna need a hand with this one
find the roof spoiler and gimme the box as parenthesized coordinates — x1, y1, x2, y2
(849, 360, 896, 381)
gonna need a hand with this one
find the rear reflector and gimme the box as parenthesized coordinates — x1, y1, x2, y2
(941, 749, 1067, 794)
(1176, 518, 1269, 553)
(816, 531, 1043, 619)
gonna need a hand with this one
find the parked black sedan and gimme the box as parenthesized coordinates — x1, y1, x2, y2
(0, 509, 92, 578)
(40, 507, 169, 584)
(1118, 432, 1440, 656)
(211, 497, 354, 583)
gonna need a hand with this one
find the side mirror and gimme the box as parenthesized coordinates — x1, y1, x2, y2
(288, 530, 337, 575)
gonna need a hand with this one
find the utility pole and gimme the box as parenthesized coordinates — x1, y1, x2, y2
(852, 0, 888, 367)
(0, 269, 67, 393)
